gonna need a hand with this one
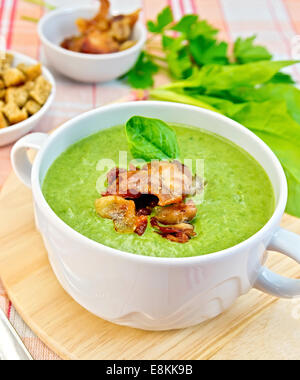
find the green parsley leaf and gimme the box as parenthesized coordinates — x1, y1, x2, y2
(126, 52, 159, 89)
(162, 36, 193, 79)
(171, 14, 198, 34)
(147, 6, 173, 34)
(188, 20, 219, 40)
(234, 36, 272, 64)
(189, 36, 229, 66)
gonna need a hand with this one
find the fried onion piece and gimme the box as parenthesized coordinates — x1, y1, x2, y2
(61, 36, 85, 53)
(110, 10, 140, 42)
(81, 30, 120, 54)
(151, 217, 196, 243)
(155, 200, 197, 225)
(76, 0, 110, 34)
(105, 161, 194, 206)
(95, 195, 136, 233)
(106, 167, 127, 186)
(135, 195, 159, 216)
(135, 215, 148, 236)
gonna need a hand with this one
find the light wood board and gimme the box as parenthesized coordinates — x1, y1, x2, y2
(0, 172, 300, 360)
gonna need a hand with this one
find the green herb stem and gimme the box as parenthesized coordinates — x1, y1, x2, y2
(23, 0, 56, 10)
(150, 88, 219, 112)
(21, 15, 39, 23)
(148, 53, 167, 63)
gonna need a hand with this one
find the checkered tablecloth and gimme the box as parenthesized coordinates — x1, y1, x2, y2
(0, 0, 299, 360)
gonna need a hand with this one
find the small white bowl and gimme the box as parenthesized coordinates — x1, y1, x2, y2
(0, 51, 56, 147)
(38, 5, 147, 83)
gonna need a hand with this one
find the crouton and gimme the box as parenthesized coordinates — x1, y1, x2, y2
(30, 76, 52, 105)
(5, 87, 29, 108)
(25, 100, 41, 115)
(3, 102, 28, 124)
(3, 68, 26, 87)
(0, 111, 8, 129)
(24, 81, 35, 91)
(0, 100, 4, 110)
(0, 79, 4, 89)
(3, 53, 13, 66)
(17, 63, 42, 81)
(0, 53, 13, 70)
(0, 89, 5, 100)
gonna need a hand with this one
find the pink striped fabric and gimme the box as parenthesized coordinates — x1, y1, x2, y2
(0, 0, 299, 360)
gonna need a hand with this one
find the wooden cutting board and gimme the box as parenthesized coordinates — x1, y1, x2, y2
(0, 171, 300, 360)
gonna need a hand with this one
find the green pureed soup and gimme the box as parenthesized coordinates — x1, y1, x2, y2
(42, 124, 275, 258)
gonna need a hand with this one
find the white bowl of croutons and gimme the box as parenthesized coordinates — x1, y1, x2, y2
(0, 51, 55, 147)
(38, 3, 147, 83)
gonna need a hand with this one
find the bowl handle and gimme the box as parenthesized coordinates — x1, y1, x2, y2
(255, 228, 300, 298)
(11, 133, 48, 189)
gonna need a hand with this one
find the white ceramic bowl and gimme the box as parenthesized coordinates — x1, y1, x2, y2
(11, 102, 300, 331)
(0, 51, 56, 147)
(38, 5, 147, 83)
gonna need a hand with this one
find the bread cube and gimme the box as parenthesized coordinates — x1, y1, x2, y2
(30, 76, 52, 105)
(25, 100, 41, 115)
(5, 87, 29, 108)
(17, 63, 42, 81)
(0, 111, 8, 128)
(3, 68, 26, 87)
(3, 53, 13, 66)
(3, 102, 28, 124)
(0, 89, 5, 99)
(25, 81, 35, 91)
(0, 79, 4, 89)
(0, 53, 13, 70)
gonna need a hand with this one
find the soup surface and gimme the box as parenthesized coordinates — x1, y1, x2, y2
(42, 124, 275, 258)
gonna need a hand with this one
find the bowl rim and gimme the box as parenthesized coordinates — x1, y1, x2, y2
(32, 101, 288, 266)
(0, 50, 56, 137)
(37, 5, 147, 61)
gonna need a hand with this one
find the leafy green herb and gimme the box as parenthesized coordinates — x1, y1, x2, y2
(172, 15, 218, 40)
(163, 60, 298, 94)
(125, 116, 180, 162)
(162, 36, 193, 79)
(147, 6, 173, 33)
(229, 83, 300, 125)
(269, 72, 295, 84)
(126, 52, 159, 89)
(234, 36, 272, 64)
(171, 14, 198, 34)
(187, 20, 219, 40)
(189, 37, 229, 66)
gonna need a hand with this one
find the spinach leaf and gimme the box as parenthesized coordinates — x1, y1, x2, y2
(253, 130, 300, 218)
(164, 60, 298, 93)
(230, 84, 300, 125)
(269, 72, 295, 84)
(232, 102, 300, 217)
(125, 116, 180, 162)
